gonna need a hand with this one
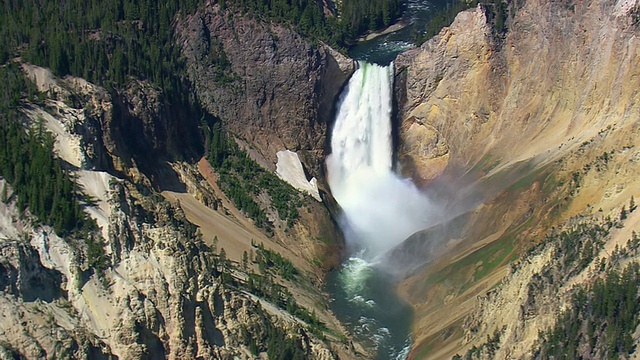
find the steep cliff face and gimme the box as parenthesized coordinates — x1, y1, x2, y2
(0, 177, 347, 359)
(396, 0, 640, 183)
(175, 5, 352, 272)
(177, 4, 354, 175)
(2, 52, 358, 357)
(107, 80, 203, 183)
(394, 0, 640, 357)
(22, 65, 201, 188)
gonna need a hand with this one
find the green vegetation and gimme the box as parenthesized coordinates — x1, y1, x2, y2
(246, 271, 325, 334)
(1, 0, 200, 95)
(523, 219, 609, 281)
(140, 203, 323, 355)
(207, 241, 326, 337)
(204, 121, 304, 231)
(0, 64, 86, 235)
(0, 64, 108, 274)
(339, 0, 403, 39)
(0, 119, 87, 235)
(416, 0, 479, 43)
(421, 234, 517, 294)
(207, 39, 237, 85)
(241, 304, 310, 359)
(454, 327, 504, 360)
(224, 0, 403, 50)
(1, 0, 403, 93)
(535, 263, 640, 359)
(254, 241, 299, 280)
(413, 0, 511, 46)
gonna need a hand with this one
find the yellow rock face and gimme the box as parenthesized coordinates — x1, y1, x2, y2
(394, 0, 640, 358)
(399, 120, 450, 184)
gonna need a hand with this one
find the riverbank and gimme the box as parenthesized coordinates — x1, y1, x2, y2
(356, 21, 409, 42)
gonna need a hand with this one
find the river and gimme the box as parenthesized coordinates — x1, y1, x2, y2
(325, 61, 438, 359)
(349, 0, 457, 65)
(325, 1, 454, 356)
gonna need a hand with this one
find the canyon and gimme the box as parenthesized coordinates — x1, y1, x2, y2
(2, 0, 640, 358)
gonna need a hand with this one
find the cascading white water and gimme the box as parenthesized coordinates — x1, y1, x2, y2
(326, 61, 434, 359)
(327, 61, 433, 260)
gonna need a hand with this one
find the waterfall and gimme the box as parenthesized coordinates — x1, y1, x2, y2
(327, 61, 433, 260)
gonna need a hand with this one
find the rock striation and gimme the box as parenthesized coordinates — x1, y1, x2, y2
(2, 57, 357, 358)
(394, 0, 640, 357)
(0, 173, 346, 359)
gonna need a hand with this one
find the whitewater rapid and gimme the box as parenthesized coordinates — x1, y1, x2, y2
(326, 62, 433, 260)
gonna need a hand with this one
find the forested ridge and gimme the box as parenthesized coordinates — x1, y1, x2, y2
(536, 263, 640, 359)
(221, 0, 403, 49)
(0, 63, 109, 274)
(0, 0, 402, 230)
(0, 63, 86, 236)
(1, 0, 402, 92)
(1, 0, 200, 107)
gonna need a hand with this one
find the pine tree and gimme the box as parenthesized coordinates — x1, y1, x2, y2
(242, 250, 248, 270)
(219, 247, 227, 271)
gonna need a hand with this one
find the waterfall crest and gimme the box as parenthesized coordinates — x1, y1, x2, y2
(327, 61, 433, 260)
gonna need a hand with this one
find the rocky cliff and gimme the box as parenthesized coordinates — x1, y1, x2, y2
(0, 175, 350, 359)
(394, 0, 640, 357)
(0, 80, 361, 356)
(174, 4, 353, 273)
(0, 35, 359, 358)
(178, 3, 354, 175)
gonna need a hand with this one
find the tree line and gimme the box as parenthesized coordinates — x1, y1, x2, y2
(413, 0, 510, 46)
(1, 0, 402, 93)
(220, 0, 403, 50)
(536, 263, 640, 359)
(0, 63, 89, 236)
(0, 63, 109, 275)
(1, 0, 199, 96)
(204, 120, 305, 231)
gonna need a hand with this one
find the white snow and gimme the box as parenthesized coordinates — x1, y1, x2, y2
(275, 150, 321, 201)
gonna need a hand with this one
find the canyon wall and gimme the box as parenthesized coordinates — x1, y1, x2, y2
(0, 65, 362, 357)
(178, 4, 354, 175)
(394, 0, 640, 357)
(0, 2, 361, 355)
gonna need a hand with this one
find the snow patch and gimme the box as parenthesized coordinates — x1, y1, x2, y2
(275, 150, 321, 201)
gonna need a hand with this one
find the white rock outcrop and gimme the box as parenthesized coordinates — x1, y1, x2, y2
(275, 150, 321, 201)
